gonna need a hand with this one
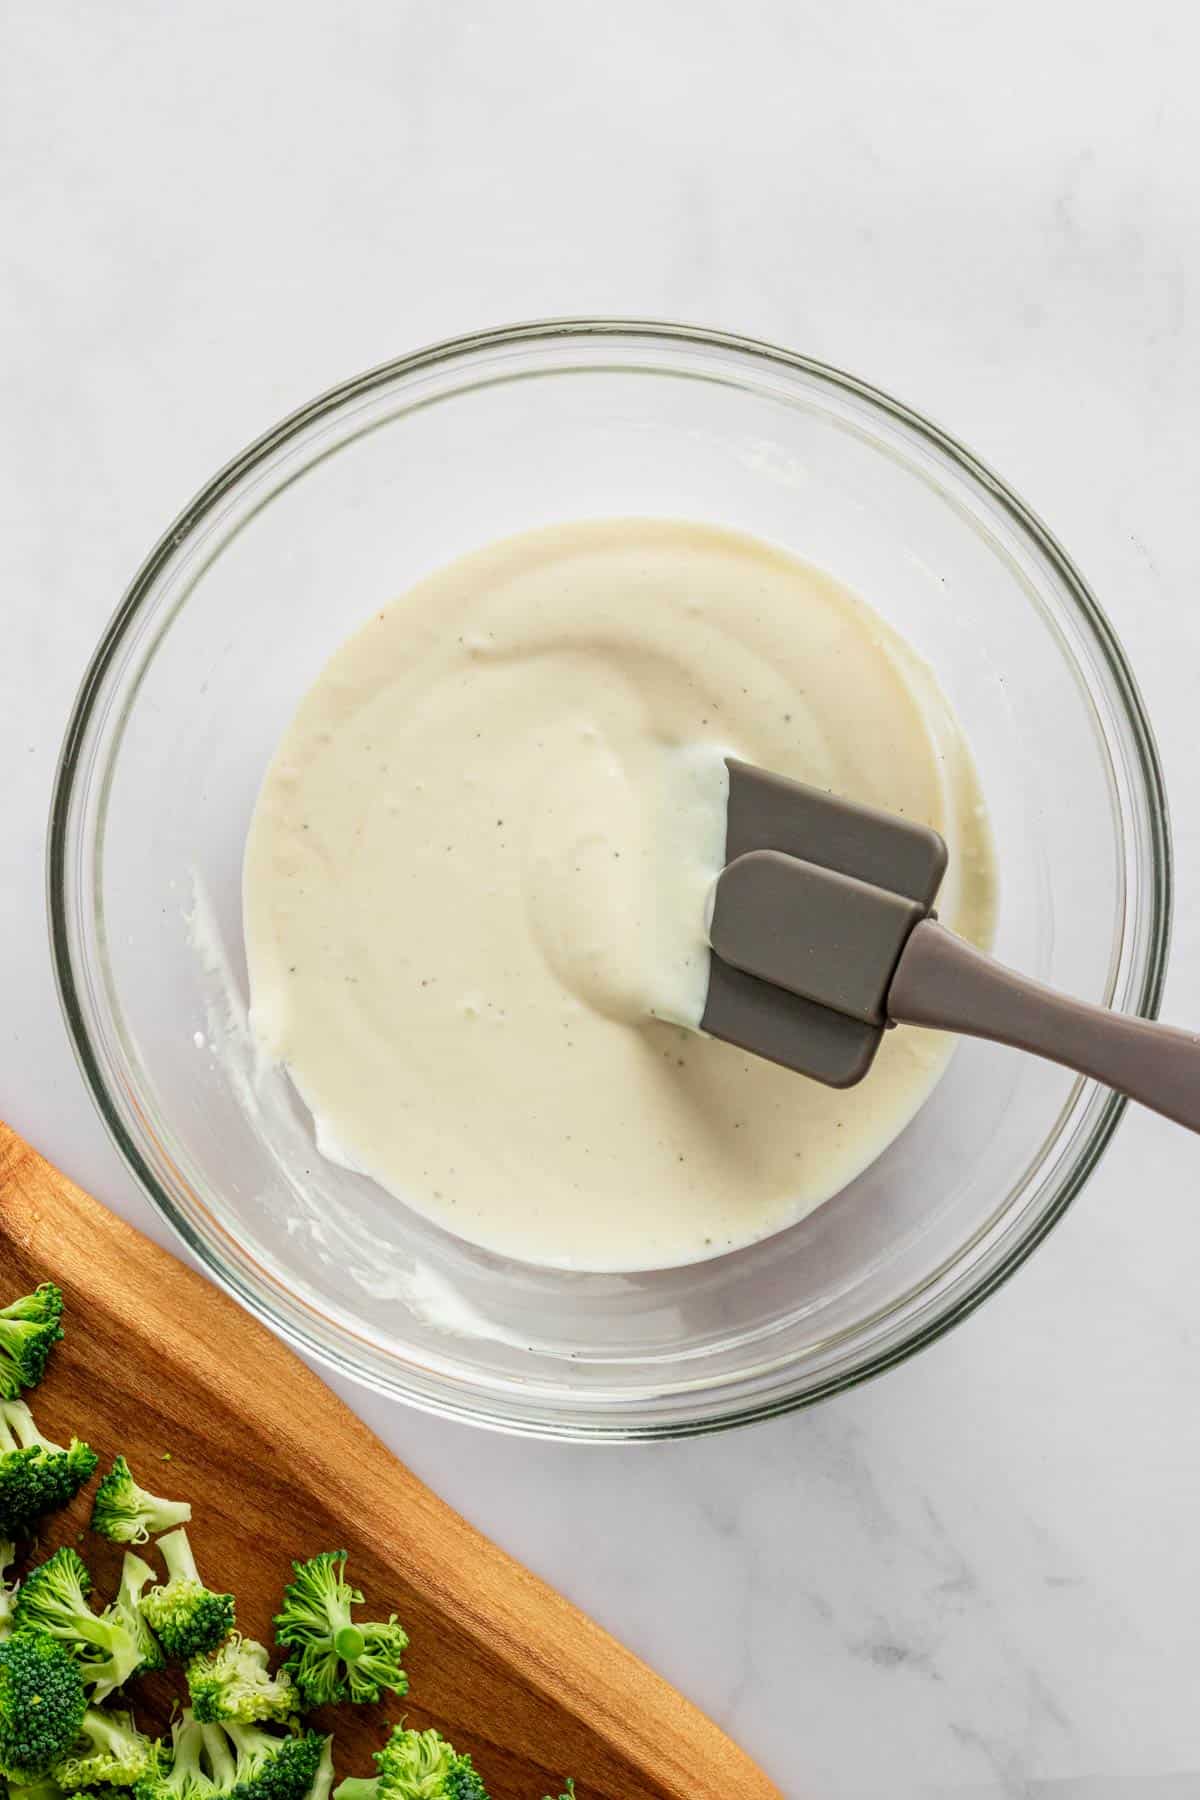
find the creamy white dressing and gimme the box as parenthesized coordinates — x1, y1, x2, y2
(243, 520, 996, 1271)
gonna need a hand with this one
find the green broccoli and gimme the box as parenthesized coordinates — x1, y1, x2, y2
(137, 1723, 322, 1800)
(332, 1769, 375, 1798)
(0, 1538, 18, 1640)
(0, 1288, 64, 1402)
(197, 1719, 326, 1800)
(273, 1553, 407, 1708)
(0, 1631, 89, 1782)
(133, 1712, 213, 1800)
(542, 1786, 575, 1800)
(302, 1738, 334, 1800)
(8, 1778, 69, 1800)
(13, 1549, 143, 1702)
(9, 1780, 130, 1800)
(140, 1530, 234, 1662)
(187, 1637, 298, 1726)
(114, 1552, 165, 1675)
(90, 1458, 192, 1545)
(333, 1726, 489, 1800)
(53, 1706, 154, 1791)
(0, 1403, 97, 1537)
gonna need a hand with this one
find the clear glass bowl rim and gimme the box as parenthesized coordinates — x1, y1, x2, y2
(47, 317, 1173, 1440)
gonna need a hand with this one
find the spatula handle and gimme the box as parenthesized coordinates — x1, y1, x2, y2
(889, 920, 1200, 1134)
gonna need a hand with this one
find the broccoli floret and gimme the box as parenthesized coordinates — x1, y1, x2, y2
(138, 1724, 326, 1800)
(0, 1631, 88, 1782)
(0, 1289, 64, 1402)
(302, 1739, 333, 1800)
(13, 1549, 142, 1702)
(187, 1638, 297, 1726)
(114, 1552, 164, 1676)
(542, 1786, 575, 1800)
(140, 1531, 234, 1663)
(133, 1712, 214, 1800)
(376, 1728, 487, 1800)
(197, 1718, 326, 1800)
(53, 1706, 153, 1791)
(333, 1727, 489, 1800)
(91, 1459, 192, 1546)
(0, 1404, 97, 1537)
(273, 1554, 407, 1708)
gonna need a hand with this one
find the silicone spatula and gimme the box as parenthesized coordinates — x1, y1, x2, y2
(703, 759, 1200, 1133)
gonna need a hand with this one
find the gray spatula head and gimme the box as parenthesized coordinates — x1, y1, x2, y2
(700, 760, 947, 1086)
(701, 762, 1200, 1137)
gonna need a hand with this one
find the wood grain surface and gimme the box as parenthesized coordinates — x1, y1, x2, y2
(0, 1122, 781, 1800)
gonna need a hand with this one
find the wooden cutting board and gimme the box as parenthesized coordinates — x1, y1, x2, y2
(0, 1123, 781, 1800)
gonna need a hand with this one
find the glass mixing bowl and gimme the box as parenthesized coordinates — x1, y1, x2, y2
(49, 320, 1170, 1439)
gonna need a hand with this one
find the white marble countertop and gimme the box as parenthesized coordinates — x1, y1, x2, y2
(4, 4, 1200, 1794)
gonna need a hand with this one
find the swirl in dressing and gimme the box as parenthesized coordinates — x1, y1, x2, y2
(244, 520, 996, 1270)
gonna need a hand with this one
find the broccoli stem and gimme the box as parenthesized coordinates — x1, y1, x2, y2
(170, 1715, 207, 1787)
(69, 1610, 117, 1654)
(0, 1537, 15, 1640)
(307, 1739, 335, 1800)
(9, 1784, 64, 1800)
(156, 1499, 192, 1534)
(74, 1708, 134, 1757)
(225, 1721, 276, 1761)
(118, 1551, 156, 1605)
(332, 1780, 378, 1800)
(0, 1402, 58, 1455)
(158, 1528, 200, 1586)
(199, 1723, 237, 1786)
(332, 1625, 365, 1660)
